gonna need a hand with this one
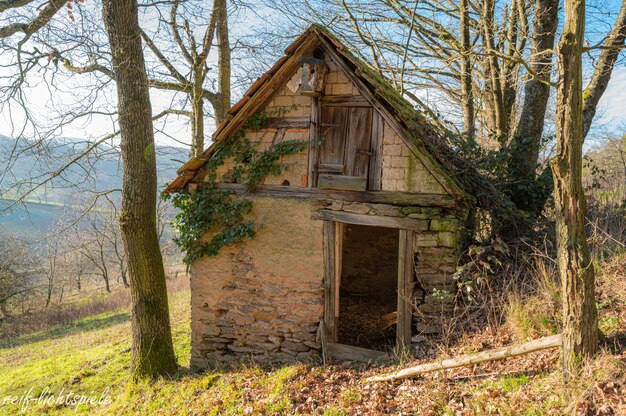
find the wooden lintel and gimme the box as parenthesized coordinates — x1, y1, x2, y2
(311, 209, 429, 231)
(215, 183, 457, 208)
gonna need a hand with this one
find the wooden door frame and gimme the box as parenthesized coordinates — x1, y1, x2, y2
(321, 217, 415, 361)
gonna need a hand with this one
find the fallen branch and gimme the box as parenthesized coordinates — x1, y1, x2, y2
(366, 334, 562, 382)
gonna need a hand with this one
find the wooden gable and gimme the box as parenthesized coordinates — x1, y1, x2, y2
(165, 26, 464, 199)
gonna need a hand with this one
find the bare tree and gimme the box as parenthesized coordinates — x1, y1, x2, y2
(41, 239, 59, 308)
(102, 0, 177, 379)
(0, 237, 34, 319)
(507, 0, 558, 215)
(553, 0, 598, 380)
(77, 217, 112, 293)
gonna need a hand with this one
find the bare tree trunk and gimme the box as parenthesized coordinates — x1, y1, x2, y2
(191, 65, 205, 158)
(216, 0, 230, 124)
(582, 1, 626, 140)
(500, 0, 522, 131)
(120, 259, 129, 288)
(102, 0, 177, 379)
(45, 278, 53, 308)
(481, 0, 506, 138)
(507, 0, 558, 215)
(99, 245, 111, 293)
(459, 0, 475, 140)
(554, 0, 598, 381)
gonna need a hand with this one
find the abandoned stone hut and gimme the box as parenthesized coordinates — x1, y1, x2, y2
(165, 25, 474, 367)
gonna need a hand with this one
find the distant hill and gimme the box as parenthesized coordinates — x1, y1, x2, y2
(0, 135, 189, 205)
(0, 135, 189, 240)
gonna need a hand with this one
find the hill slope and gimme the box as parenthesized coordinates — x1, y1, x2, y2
(1, 255, 625, 415)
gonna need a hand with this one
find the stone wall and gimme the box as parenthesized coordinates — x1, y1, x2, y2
(324, 60, 361, 96)
(381, 122, 447, 195)
(214, 73, 312, 187)
(190, 197, 325, 367)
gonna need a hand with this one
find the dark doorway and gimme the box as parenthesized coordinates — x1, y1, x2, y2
(337, 224, 399, 352)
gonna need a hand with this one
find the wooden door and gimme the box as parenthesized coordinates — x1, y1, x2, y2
(317, 106, 373, 190)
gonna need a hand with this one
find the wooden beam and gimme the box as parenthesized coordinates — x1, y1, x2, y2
(326, 342, 390, 362)
(322, 221, 337, 349)
(397, 230, 415, 349)
(366, 334, 563, 382)
(369, 111, 383, 191)
(318, 174, 367, 191)
(334, 222, 343, 320)
(215, 183, 458, 207)
(311, 210, 429, 231)
(321, 95, 371, 107)
(264, 117, 311, 129)
(308, 97, 320, 187)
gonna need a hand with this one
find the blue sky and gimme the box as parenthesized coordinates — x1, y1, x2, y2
(0, 1, 625, 149)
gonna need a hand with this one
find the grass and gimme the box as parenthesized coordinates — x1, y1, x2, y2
(0, 288, 311, 415)
(1, 254, 625, 415)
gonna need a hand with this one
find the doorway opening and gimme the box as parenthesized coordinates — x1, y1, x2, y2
(337, 224, 399, 352)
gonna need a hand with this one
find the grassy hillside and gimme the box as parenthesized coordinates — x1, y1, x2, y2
(1, 256, 625, 415)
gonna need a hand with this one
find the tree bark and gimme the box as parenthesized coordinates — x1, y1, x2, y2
(102, 0, 177, 379)
(215, 0, 231, 124)
(500, 0, 522, 132)
(553, 0, 598, 381)
(582, 1, 626, 140)
(481, 0, 506, 139)
(191, 63, 206, 158)
(507, 0, 558, 215)
(459, 0, 475, 140)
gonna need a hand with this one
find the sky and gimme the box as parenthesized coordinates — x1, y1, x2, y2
(0, 1, 625, 151)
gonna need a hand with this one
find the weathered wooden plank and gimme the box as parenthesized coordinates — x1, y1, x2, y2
(334, 222, 343, 318)
(264, 117, 311, 129)
(397, 230, 415, 349)
(311, 209, 429, 231)
(272, 127, 287, 145)
(319, 106, 349, 167)
(321, 95, 371, 107)
(318, 163, 344, 173)
(308, 97, 320, 187)
(326, 342, 390, 362)
(301, 60, 328, 96)
(318, 174, 367, 191)
(215, 183, 458, 207)
(369, 112, 383, 191)
(344, 107, 373, 178)
(323, 221, 337, 347)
